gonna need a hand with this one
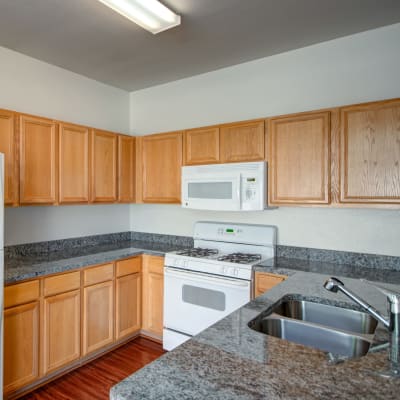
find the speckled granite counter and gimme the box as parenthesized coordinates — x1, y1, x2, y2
(111, 269, 400, 400)
(4, 240, 186, 284)
(256, 257, 400, 285)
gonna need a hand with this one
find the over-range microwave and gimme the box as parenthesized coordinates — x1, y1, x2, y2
(182, 161, 266, 211)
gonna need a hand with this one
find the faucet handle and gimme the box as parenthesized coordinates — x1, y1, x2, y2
(360, 279, 400, 311)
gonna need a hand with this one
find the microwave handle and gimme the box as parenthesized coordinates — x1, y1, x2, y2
(235, 173, 241, 209)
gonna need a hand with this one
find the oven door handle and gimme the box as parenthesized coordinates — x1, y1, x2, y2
(164, 267, 250, 287)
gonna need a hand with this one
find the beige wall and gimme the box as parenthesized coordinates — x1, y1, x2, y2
(129, 24, 400, 256)
(5, 205, 130, 246)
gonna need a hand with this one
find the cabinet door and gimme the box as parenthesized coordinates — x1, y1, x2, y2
(4, 302, 39, 394)
(254, 272, 287, 297)
(43, 290, 81, 374)
(141, 132, 182, 203)
(90, 129, 117, 203)
(184, 127, 219, 165)
(83, 280, 114, 355)
(142, 256, 164, 338)
(116, 273, 141, 340)
(269, 112, 331, 204)
(220, 120, 264, 163)
(19, 114, 57, 204)
(0, 109, 18, 205)
(118, 135, 135, 202)
(59, 123, 89, 203)
(340, 99, 400, 203)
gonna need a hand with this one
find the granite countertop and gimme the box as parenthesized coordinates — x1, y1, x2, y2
(4, 240, 186, 284)
(6, 239, 400, 397)
(256, 257, 400, 285)
(111, 269, 400, 400)
(6, 238, 400, 286)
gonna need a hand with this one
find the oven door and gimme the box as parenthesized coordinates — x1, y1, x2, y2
(164, 267, 250, 337)
(182, 174, 241, 211)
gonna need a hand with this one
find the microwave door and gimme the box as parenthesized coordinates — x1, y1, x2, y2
(182, 175, 241, 210)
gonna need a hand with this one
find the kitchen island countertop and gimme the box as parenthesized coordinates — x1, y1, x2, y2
(110, 269, 400, 400)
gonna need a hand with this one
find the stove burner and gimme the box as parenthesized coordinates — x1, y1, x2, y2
(217, 252, 262, 264)
(176, 248, 219, 258)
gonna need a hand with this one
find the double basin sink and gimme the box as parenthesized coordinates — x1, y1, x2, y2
(249, 297, 378, 359)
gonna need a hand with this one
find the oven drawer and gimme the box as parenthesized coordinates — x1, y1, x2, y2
(163, 267, 250, 336)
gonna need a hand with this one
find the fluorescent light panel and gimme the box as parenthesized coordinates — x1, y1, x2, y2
(97, 0, 181, 34)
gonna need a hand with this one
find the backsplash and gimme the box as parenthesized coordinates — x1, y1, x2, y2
(5, 231, 400, 271)
(130, 231, 193, 247)
(4, 231, 192, 258)
(4, 232, 132, 258)
(276, 245, 400, 271)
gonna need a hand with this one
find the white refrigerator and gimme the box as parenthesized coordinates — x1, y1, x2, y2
(0, 153, 4, 398)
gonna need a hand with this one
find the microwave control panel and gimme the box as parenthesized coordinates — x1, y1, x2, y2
(240, 176, 263, 210)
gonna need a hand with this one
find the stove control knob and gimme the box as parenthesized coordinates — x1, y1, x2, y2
(220, 266, 226, 274)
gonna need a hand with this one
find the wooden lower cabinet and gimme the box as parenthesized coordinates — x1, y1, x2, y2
(42, 290, 81, 374)
(116, 273, 141, 339)
(254, 272, 287, 297)
(4, 302, 40, 394)
(142, 255, 164, 339)
(83, 280, 114, 355)
(3, 255, 161, 398)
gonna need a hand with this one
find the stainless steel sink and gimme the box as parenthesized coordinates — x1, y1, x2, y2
(252, 317, 372, 357)
(272, 299, 378, 335)
(248, 297, 379, 358)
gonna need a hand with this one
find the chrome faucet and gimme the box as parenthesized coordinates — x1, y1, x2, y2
(324, 277, 400, 376)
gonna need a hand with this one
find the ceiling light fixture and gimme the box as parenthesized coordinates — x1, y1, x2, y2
(96, 0, 181, 34)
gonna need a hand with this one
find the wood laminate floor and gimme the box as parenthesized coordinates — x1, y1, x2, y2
(21, 338, 165, 400)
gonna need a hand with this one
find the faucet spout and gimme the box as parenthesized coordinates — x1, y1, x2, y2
(323, 277, 390, 328)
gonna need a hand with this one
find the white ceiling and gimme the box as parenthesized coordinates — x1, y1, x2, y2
(0, 0, 400, 91)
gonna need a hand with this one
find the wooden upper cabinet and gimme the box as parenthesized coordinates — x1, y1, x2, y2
(118, 135, 135, 202)
(340, 99, 400, 204)
(269, 111, 331, 204)
(220, 120, 264, 163)
(140, 131, 182, 203)
(0, 109, 18, 205)
(19, 114, 57, 204)
(90, 129, 117, 203)
(59, 123, 89, 204)
(184, 126, 219, 165)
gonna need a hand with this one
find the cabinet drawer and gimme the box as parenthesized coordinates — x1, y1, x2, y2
(43, 271, 81, 297)
(5, 280, 40, 308)
(146, 256, 164, 275)
(83, 263, 114, 286)
(255, 272, 287, 297)
(116, 257, 141, 277)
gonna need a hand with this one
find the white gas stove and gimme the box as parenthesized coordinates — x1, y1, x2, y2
(165, 221, 276, 280)
(163, 221, 276, 351)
